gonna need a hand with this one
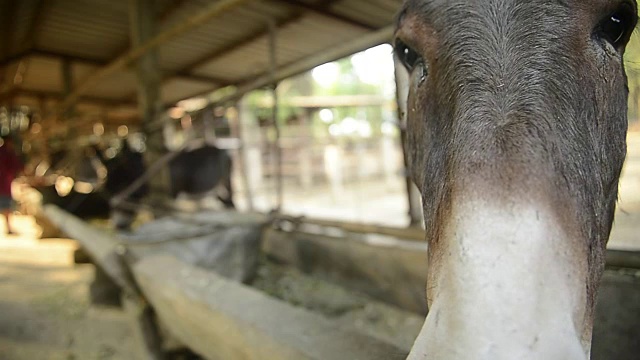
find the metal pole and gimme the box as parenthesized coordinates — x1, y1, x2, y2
(269, 19, 283, 211)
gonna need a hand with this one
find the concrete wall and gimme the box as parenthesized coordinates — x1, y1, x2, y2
(133, 255, 406, 360)
(264, 226, 640, 359)
(592, 270, 640, 360)
(263, 228, 429, 314)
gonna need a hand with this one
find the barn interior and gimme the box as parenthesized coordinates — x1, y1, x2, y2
(1, 1, 639, 359)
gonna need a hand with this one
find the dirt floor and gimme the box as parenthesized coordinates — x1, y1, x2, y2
(0, 232, 138, 360)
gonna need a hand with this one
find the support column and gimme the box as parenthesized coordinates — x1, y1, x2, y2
(61, 59, 75, 140)
(129, 0, 170, 204)
(237, 97, 261, 210)
(268, 19, 283, 211)
(394, 57, 423, 227)
(0, 1, 16, 106)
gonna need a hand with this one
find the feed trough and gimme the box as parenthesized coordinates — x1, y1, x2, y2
(43, 206, 640, 360)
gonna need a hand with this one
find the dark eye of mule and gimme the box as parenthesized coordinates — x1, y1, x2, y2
(599, 4, 637, 47)
(395, 40, 422, 72)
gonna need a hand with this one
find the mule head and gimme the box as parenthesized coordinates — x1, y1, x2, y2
(395, 0, 637, 358)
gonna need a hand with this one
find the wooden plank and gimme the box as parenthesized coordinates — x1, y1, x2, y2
(43, 205, 168, 358)
(275, 214, 426, 241)
(133, 254, 406, 360)
(42, 204, 132, 290)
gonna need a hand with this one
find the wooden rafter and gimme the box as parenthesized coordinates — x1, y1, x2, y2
(0, 0, 17, 61)
(158, 0, 190, 23)
(175, 0, 343, 78)
(59, 0, 254, 112)
(22, 0, 48, 52)
(0, 49, 228, 88)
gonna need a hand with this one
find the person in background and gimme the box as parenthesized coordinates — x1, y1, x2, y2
(0, 137, 23, 235)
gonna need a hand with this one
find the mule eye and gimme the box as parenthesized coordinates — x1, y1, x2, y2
(395, 40, 422, 71)
(599, 4, 637, 48)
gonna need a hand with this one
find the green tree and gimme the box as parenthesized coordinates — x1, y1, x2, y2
(625, 32, 640, 124)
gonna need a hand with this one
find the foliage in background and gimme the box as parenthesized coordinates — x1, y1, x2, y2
(243, 46, 397, 140)
(626, 31, 640, 124)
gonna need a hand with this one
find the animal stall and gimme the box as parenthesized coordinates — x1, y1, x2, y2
(44, 206, 640, 360)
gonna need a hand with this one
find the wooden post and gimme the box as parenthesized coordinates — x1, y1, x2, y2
(269, 19, 283, 211)
(61, 59, 75, 140)
(0, 1, 16, 63)
(237, 97, 263, 207)
(631, 85, 640, 122)
(298, 109, 313, 189)
(230, 99, 255, 210)
(129, 0, 170, 205)
(393, 57, 423, 227)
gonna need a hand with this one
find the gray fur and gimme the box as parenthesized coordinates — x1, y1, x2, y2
(396, 0, 636, 344)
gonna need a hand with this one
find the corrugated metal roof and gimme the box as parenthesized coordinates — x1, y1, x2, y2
(332, 0, 401, 28)
(36, 0, 130, 60)
(0, 0, 403, 126)
(193, 13, 369, 81)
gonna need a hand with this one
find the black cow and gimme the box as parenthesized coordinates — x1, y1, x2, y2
(33, 146, 111, 219)
(34, 140, 234, 229)
(99, 141, 149, 229)
(106, 142, 235, 229)
(168, 145, 235, 209)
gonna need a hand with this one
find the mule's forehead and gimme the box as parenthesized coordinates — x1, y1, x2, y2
(397, 0, 571, 30)
(396, 0, 636, 31)
(398, 0, 580, 110)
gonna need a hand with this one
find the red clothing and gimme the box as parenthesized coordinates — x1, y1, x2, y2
(0, 145, 22, 196)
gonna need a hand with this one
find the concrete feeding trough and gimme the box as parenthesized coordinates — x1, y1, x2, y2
(43, 205, 411, 359)
(43, 206, 640, 360)
(264, 216, 640, 360)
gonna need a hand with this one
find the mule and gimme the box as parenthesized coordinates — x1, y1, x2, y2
(394, 0, 637, 358)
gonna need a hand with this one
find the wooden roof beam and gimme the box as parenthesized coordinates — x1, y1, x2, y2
(59, 0, 254, 112)
(22, 0, 48, 52)
(177, 0, 343, 75)
(158, 0, 190, 23)
(11, 89, 138, 108)
(7, 49, 230, 85)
